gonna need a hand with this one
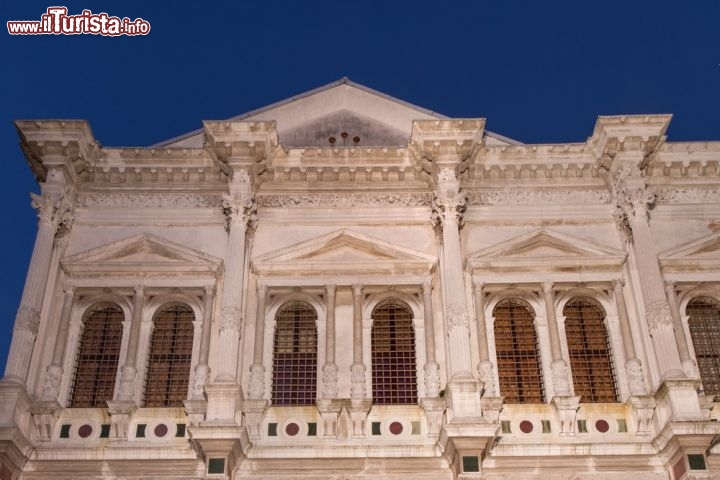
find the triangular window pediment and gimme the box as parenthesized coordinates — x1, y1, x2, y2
(659, 231, 720, 272)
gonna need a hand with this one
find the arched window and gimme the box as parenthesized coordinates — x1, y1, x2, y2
(371, 301, 417, 404)
(563, 298, 617, 402)
(493, 299, 544, 403)
(687, 297, 720, 396)
(69, 302, 124, 407)
(143, 302, 195, 407)
(272, 302, 318, 405)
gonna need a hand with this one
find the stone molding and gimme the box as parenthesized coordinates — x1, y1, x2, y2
(466, 188, 610, 206)
(257, 192, 432, 208)
(79, 193, 223, 208)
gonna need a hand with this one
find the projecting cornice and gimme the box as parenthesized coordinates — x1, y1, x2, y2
(587, 114, 672, 169)
(202, 120, 278, 178)
(410, 119, 485, 176)
(15, 120, 100, 184)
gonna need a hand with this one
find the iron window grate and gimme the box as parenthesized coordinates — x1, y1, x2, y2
(493, 299, 544, 404)
(564, 298, 618, 402)
(143, 302, 195, 407)
(371, 302, 417, 405)
(272, 302, 318, 405)
(69, 302, 124, 408)
(687, 298, 720, 396)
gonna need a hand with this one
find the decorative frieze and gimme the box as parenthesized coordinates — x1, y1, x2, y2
(79, 193, 223, 209)
(257, 192, 432, 208)
(466, 188, 610, 206)
(655, 187, 720, 204)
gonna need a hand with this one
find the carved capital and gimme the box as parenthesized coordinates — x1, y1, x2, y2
(612, 162, 655, 221)
(350, 363, 366, 398)
(30, 186, 75, 235)
(223, 169, 256, 230)
(219, 306, 242, 334)
(325, 284, 336, 298)
(351, 284, 363, 298)
(41, 365, 63, 401)
(248, 363, 265, 400)
(432, 168, 466, 229)
(551, 359, 571, 397)
(625, 358, 647, 396)
(322, 363, 339, 399)
(14, 306, 40, 334)
(446, 303, 469, 331)
(424, 361, 441, 398)
(645, 300, 673, 331)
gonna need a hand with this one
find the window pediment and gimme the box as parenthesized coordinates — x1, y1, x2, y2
(61, 234, 223, 277)
(252, 229, 436, 277)
(659, 231, 720, 273)
(466, 229, 626, 274)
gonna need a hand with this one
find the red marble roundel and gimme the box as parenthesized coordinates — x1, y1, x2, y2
(519, 420, 534, 433)
(154, 424, 168, 437)
(78, 424, 93, 438)
(389, 422, 403, 435)
(595, 419, 610, 433)
(285, 423, 300, 436)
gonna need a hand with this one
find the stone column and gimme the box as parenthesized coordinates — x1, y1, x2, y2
(612, 279, 647, 396)
(434, 168, 473, 381)
(40, 288, 74, 401)
(248, 283, 268, 400)
(613, 163, 683, 380)
(473, 281, 495, 396)
(422, 280, 440, 398)
(543, 281, 571, 397)
(4, 189, 72, 384)
(191, 285, 216, 400)
(214, 170, 254, 383)
(117, 286, 145, 402)
(665, 281, 699, 378)
(350, 284, 366, 398)
(322, 285, 338, 398)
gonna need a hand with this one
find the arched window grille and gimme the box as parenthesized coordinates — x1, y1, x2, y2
(69, 302, 124, 407)
(371, 301, 417, 404)
(563, 298, 618, 402)
(493, 299, 544, 403)
(143, 302, 195, 407)
(271, 302, 318, 405)
(687, 297, 720, 396)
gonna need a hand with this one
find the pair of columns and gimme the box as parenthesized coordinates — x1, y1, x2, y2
(247, 281, 440, 400)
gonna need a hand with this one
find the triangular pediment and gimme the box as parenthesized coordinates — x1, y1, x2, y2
(155, 78, 520, 148)
(252, 229, 436, 277)
(61, 234, 222, 276)
(659, 231, 720, 272)
(466, 229, 626, 273)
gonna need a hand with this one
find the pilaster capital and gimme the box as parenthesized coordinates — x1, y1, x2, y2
(14, 306, 40, 334)
(351, 284, 363, 298)
(611, 278, 625, 290)
(472, 279, 485, 292)
(133, 285, 145, 297)
(30, 184, 75, 235)
(222, 169, 257, 229)
(325, 284, 336, 297)
(612, 162, 655, 220)
(422, 278, 433, 293)
(63, 286, 75, 297)
(432, 168, 466, 229)
(664, 280, 677, 292)
(542, 280, 555, 295)
(204, 284, 216, 297)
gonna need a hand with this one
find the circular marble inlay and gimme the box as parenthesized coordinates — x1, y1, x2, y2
(595, 419, 610, 433)
(389, 421, 403, 435)
(78, 424, 93, 438)
(285, 422, 300, 436)
(154, 424, 168, 437)
(519, 420, 534, 434)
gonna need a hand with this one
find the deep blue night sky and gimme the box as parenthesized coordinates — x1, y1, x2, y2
(0, 1, 718, 370)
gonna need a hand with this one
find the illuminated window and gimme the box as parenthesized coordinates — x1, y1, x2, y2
(687, 297, 720, 396)
(143, 302, 195, 407)
(563, 298, 617, 402)
(493, 299, 544, 403)
(371, 301, 417, 404)
(69, 302, 124, 407)
(272, 302, 318, 405)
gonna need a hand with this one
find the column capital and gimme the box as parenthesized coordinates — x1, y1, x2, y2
(542, 280, 555, 294)
(611, 277, 625, 290)
(664, 279, 677, 291)
(204, 284, 216, 296)
(473, 279, 485, 292)
(133, 284, 144, 297)
(256, 282, 267, 296)
(351, 284, 363, 297)
(325, 284, 336, 297)
(62, 286, 75, 297)
(422, 278, 432, 292)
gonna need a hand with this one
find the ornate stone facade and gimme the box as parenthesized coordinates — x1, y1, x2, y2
(2, 79, 720, 480)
